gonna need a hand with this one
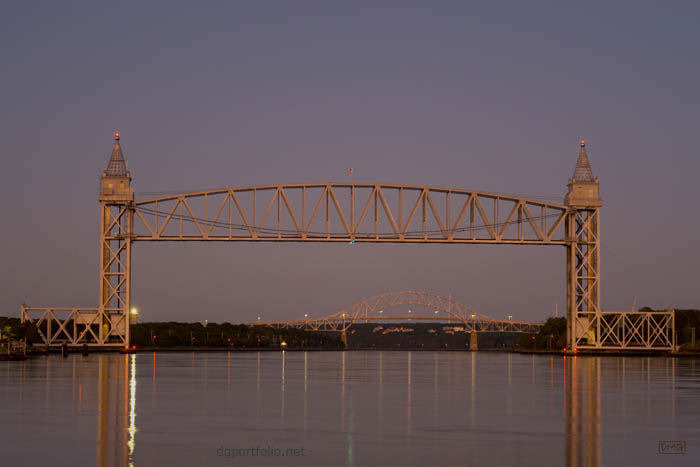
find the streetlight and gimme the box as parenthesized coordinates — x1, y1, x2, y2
(129, 307, 138, 324)
(508, 315, 513, 321)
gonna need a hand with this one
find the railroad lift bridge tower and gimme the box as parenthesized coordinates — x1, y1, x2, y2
(97, 131, 134, 346)
(564, 140, 602, 350)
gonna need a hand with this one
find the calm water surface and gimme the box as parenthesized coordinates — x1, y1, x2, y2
(1, 351, 699, 466)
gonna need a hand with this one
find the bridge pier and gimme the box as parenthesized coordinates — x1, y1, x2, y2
(341, 330, 348, 349)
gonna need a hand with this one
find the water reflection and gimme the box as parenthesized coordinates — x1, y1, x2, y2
(127, 355, 136, 466)
(281, 349, 286, 418)
(96, 354, 136, 467)
(2, 352, 699, 466)
(407, 351, 412, 431)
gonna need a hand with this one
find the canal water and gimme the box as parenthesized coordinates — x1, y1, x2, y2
(1, 351, 698, 466)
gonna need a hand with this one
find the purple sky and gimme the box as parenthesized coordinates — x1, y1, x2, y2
(2, 1, 699, 323)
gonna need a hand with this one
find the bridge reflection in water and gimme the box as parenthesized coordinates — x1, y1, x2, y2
(96, 355, 136, 467)
(90, 354, 660, 467)
(2, 352, 695, 466)
(565, 356, 601, 467)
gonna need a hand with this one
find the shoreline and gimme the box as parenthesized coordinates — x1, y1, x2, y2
(16, 346, 700, 358)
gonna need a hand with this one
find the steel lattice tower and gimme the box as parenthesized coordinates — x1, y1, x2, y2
(565, 140, 603, 349)
(97, 132, 134, 346)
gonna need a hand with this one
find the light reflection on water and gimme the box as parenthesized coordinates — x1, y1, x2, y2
(1, 352, 699, 466)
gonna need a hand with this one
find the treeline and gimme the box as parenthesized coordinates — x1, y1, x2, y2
(0, 317, 31, 341)
(519, 317, 566, 350)
(346, 322, 523, 349)
(131, 322, 343, 349)
(643, 308, 700, 349)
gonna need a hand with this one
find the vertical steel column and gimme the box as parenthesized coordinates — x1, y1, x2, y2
(566, 207, 601, 349)
(566, 212, 575, 350)
(99, 203, 109, 344)
(99, 202, 133, 346)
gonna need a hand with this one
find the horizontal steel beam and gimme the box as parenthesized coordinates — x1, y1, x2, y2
(132, 236, 568, 245)
(136, 183, 568, 209)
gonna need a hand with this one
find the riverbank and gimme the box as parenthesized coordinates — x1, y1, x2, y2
(15, 346, 700, 358)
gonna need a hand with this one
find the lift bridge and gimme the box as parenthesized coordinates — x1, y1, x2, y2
(21, 135, 674, 351)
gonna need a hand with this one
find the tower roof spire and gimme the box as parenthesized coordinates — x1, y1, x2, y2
(572, 139, 594, 181)
(105, 132, 128, 177)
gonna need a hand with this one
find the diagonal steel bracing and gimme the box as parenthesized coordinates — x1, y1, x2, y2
(131, 184, 569, 244)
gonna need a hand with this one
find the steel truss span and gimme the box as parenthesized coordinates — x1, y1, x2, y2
(20, 306, 106, 347)
(249, 290, 543, 333)
(131, 184, 569, 244)
(573, 310, 675, 350)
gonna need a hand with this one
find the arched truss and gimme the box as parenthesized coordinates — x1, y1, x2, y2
(249, 290, 543, 333)
(131, 184, 568, 244)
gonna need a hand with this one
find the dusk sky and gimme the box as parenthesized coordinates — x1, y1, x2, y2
(2, 1, 698, 323)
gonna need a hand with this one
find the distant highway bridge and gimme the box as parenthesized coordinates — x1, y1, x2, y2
(247, 290, 543, 334)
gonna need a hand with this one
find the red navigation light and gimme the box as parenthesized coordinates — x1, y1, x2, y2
(579, 139, 585, 147)
(114, 131, 120, 141)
